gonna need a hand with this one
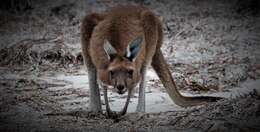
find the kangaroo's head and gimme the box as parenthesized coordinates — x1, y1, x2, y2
(103, 37, 143, 94)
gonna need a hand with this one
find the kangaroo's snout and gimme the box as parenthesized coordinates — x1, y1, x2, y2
(116, 85, 127, 94)
(117, 85, 124, 91)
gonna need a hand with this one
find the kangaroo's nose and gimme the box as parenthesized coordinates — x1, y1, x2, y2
(117, 85, 124, 91)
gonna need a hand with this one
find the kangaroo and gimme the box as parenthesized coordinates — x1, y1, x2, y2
(81, 5, 221, 118)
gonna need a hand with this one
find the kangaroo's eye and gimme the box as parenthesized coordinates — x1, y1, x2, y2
(127, 70, 133, 78)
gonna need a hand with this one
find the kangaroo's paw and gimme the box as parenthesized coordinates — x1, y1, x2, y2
(136, 104, 145, 113)
(88, 104, 102, 114)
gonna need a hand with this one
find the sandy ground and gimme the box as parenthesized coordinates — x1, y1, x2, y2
(0, 0, 260, 131)
(0, 66, 260, 131)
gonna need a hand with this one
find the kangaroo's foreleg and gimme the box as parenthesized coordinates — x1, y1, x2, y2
(81, 13, 103, 112)
(103, 85, 117, 118)
(136, 66, 148, 112)
(103, 85, 132, 118)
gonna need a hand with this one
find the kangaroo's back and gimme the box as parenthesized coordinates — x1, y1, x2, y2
(90, 5, 148, 55)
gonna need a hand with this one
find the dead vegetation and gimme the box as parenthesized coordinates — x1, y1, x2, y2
(0, 37, 82, 67)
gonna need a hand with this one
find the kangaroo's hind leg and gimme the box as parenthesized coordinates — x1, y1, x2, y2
(136, 10, 161, 112)
(81, 13, 103, 113)
(136, 66, 148, 112)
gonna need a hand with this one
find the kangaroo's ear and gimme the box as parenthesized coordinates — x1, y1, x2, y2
(104, 39, 117, 60)
(126, 37, 143, 62)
